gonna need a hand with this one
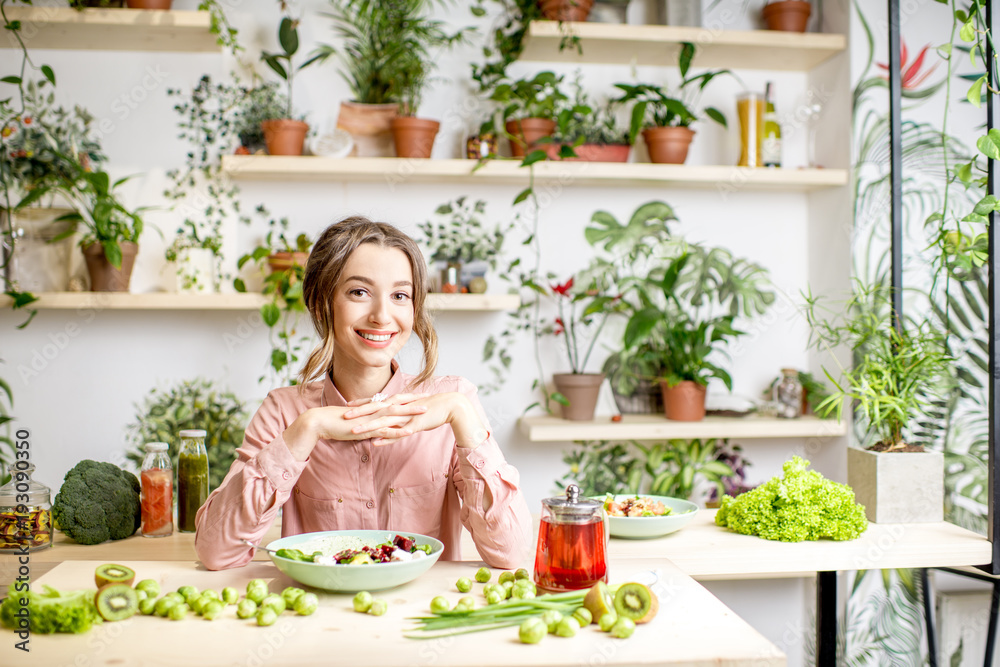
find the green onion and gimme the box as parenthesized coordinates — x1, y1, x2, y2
(405, 590, 587, 639)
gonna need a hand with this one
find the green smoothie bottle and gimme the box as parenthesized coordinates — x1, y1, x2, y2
(177, 429, 209, 533)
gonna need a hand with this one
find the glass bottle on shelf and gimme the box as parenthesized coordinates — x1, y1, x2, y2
(762, 82, 782, 168)
(773, 368, 803, 419)
(140, 442, 173, 538)
(177, 429, 209, 533)
(0, 462, 53, 552)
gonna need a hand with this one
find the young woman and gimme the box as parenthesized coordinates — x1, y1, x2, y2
(195, 217, 533, 570)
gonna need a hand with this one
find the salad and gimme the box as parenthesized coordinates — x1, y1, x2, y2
(603, 495, 673, 518)
(275, 534, 432, 565)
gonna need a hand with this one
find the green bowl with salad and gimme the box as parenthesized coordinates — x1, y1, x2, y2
(596, 494, 698, 539)
(266, 530, 444, 592)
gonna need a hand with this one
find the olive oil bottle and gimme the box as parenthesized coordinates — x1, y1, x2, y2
(762, 82, 782, 168)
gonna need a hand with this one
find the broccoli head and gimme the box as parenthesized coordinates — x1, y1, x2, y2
(52, 460, 141, 545)
(1, 584, 102, 634)
(715, 456, 868, 542)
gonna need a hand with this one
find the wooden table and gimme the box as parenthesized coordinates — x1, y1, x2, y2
(0, 559, 785, 667)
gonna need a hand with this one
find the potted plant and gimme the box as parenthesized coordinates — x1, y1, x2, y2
(164, 217, 223, 293)
(416, 197, 510, 293)
(622, 241, 774, 421)
(612, 44, 731, 164)
(57, 167, 145, 292)
(233, 82, 286, 155)
(761, 0, 811, 32)
(804, 284, 952, 523)
(259, 17, 323, 156)
(1, 79, 103, 293)
(542, 86, 631, 163)
(234, 214, 314, 386)
(491, 71, 569, 157)
(125, 377, 249, 494)
(315, 1, 468, 158)
(539, 0, 594, 21)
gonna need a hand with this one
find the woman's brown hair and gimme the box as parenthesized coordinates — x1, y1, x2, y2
(298, 216, 438, 389)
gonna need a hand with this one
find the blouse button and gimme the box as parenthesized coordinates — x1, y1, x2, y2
(366, 500, 375, 509)
(282, 471, 291, 480)
(361, 454, 370, 463)
(475, 460, 485, 470)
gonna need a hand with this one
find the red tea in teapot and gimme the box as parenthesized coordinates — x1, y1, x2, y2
(534, 515, 607, 592)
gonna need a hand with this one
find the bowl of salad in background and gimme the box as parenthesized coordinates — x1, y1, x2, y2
(597, 494, 698, 539)
(265, 530, 444, 592)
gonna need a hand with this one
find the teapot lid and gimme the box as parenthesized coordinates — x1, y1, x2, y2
(542, 484, 602, 521)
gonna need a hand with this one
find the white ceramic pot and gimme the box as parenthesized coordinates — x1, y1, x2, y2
(175, 247, 216, 293)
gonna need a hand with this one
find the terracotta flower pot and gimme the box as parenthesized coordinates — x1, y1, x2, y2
(261, 119, 309, 156)
(336, 101, 398, 157)
(539, 0, 595, 21)
(541, 143, 631, 162)
(266, 252, 310, 274)
(505, 118, 557, 158)
(660, 380, 707, 421)
(83, 241, 138, 292)
(553, 373, 605, 421)
(761, 0, 811, 32)
(126, 0, 171, 8)
(642, 126, 695, 164)
(391, 117, 441, 159)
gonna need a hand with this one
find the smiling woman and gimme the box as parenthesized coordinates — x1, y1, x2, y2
(194, 217, 533, 572)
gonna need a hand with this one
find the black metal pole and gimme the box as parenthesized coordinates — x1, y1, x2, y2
(921, 569, 938, 667)
(816, 571, 837, 666)
(888, 0, 903, 324)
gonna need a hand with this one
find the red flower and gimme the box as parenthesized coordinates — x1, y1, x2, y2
(553, 317, 565, 335)
(551, 277, 574, 296)
(876, 39, 939, 90)
(22, 117, 32, 125)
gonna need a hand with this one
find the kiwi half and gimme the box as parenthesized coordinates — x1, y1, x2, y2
(95, 583, 140, 621)
(613, 582, 659, 624)
(95, 563, 136, 588)
(582, 581, 614, 624)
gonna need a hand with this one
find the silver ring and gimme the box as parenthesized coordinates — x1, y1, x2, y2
(370, 392, 388, 404)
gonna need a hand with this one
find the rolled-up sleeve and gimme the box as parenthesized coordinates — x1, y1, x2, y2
(451, 380, 533, 569)
(195, 392, 308, 570)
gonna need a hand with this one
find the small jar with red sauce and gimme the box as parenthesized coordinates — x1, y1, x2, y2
(140, 442, 173, 538)
(534, 484, 608, 593)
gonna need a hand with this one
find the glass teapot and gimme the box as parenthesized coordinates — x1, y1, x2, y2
(533, 484, 608, 592)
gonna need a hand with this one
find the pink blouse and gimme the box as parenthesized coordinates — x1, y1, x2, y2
(194, 369, 533, 571)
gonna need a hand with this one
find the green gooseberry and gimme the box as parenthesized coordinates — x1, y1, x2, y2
(474, 567, 491, 583)
(261, 594, 286, 614)
(222, 587, 239, 605)
(246, 579, 268, 604)
(135, 589, 148, 602)
(167, 603, 189, 621)
(610, 617, 636, 639)
(189, 596, 207, 615)
(598, 612, 618, 632)
(514, 568, 530, 581)
(281, 587, 305, 607)
(202, 600, 225, 620)
(138, 597, 156, 615)
(555, 617, 578, 638)
(518, 617, 546, 644)
(573, 608, 593, 626)
(455, 577, 473, 593)
(485, 589, 503, 605)
(164, 592, 185, 604)
(540, 610, 563, 633)
(236, 599, 258, 619)
(177, 585, 198, 599)
(135, 579, 160, 597)
(353, 591, 373, 613)
(457, 596, 475, 609)
(368, 599, 387, 616)
(200, 589, 221, 601)
(430, 596, 450, 614)
(294, 592, 319, 616)
(498, 571, 515, 585)
(256, 607, 278, 627)
(154, 597, 178, 617)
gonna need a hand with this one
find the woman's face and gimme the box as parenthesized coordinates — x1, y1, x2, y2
(332, 243, 415, 374)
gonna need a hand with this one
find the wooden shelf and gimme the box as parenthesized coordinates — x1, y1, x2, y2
(521, 21, 846, 71)
(0, 292, 519, 312)
(0, 7, 220, 52)
(222, 156, 847, 191)
(519, 413, 847, 441)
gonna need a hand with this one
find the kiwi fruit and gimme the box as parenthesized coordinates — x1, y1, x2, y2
(95, 583, 140, 622)
(95, 563, 136, 588)
(582, 581, 614, 624)
(613, 582, 659, 624)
